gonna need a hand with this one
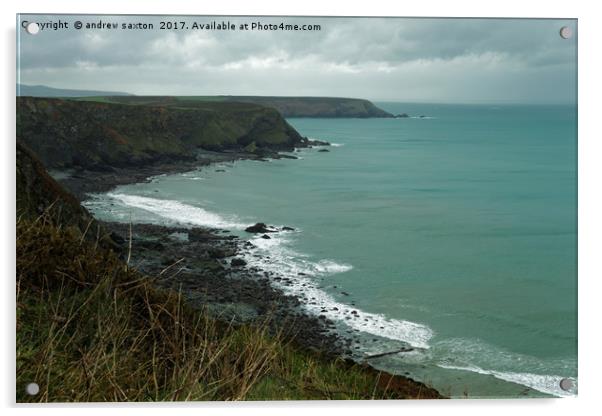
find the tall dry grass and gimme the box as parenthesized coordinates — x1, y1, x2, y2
(16, 213, 281, 402)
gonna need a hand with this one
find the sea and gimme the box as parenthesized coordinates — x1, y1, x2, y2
(83, 103, 577, 398)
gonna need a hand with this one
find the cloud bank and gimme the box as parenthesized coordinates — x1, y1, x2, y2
(18, 15, 577, 103)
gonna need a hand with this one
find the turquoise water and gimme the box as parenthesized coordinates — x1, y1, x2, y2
(85, 103, 577, 398)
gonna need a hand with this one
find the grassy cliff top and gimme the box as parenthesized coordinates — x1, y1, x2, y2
(75, 95, 394, 118)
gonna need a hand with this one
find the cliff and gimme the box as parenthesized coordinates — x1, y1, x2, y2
(17, 141, 91, 223)
(17, 97, 304, 171)
(217, 96, 394, 118)
(16, 141, 118, 249)
(84, 96, 394, 118)
(16, 116, 442, 404)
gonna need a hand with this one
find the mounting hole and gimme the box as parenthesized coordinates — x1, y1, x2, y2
(25, 22, 40, 35)
(25, 382, 40, 396)
(559, 378, 574, 391)
(559, 26, 572, 39)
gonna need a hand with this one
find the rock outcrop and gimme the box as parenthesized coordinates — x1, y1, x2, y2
(16, 140, 116, 247)
(17, 97, 304, 171)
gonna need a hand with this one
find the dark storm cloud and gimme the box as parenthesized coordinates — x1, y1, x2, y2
(17, 15, 576, 103)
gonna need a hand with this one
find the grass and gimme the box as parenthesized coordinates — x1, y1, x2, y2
(16, 212, 440, 402)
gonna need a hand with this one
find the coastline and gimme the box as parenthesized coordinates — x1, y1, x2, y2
(56, 148, 298, 201)
(51, 148, 443, 398)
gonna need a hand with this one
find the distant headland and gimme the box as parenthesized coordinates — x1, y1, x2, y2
(17, 84, 394, 118)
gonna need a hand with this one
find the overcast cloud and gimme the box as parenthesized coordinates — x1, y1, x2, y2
(17, 15, 577, 103)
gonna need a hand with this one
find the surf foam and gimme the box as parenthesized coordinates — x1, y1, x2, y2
(243, 233, 433, 349)
(438, 364, 576, 397)
(434, 337, 577, 397)
(107, 193, 246, 229)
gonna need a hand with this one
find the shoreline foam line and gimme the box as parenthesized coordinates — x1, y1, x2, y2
(107, 193, 247, 229)
(437, 364, 576, 398)
(242, 233, 433, 349)
(101, 190, 563, 398)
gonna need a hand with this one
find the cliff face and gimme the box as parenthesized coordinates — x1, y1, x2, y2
(17, 141, 86, 221)
(219, 96, 394, 118)
(16, 141, 118, 249)
(17, 97, 304, 170)
(104, 96, 394, 118)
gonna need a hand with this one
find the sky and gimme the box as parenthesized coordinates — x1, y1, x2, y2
(17, 15, 577, 104)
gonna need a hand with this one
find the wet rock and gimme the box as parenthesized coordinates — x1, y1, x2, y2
(282, 226, 295, 231)
(261, 234, 271, 239)
(230, 258, 247, 267)
(208, 247, 236, 259)
(245, 222, 277, 233)
(137, 240, 165, 250)
(318, 148, 330, 152)
(188, 228, 215, 242)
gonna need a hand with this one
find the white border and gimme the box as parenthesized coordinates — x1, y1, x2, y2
(2, 1, 600, 415)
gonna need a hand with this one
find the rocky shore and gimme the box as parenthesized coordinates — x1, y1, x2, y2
(47, 144, 440, 398)
(56, 146, 316, 201)
(17, 92, 443, 398)
(100, 221, 346, 357)
(53, 145, 351, 358)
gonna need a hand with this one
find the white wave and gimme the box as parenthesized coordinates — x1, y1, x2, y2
(433, 337, 577, 397)
(107, 193, 246, 229)
(242, 233, 433, 349)
(180, 172, 205, 180)
(314, 260, 353, 274)
(330, 143, 345, 147)
(149, 174, 167, 183)
(438, 364, 576, 398)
